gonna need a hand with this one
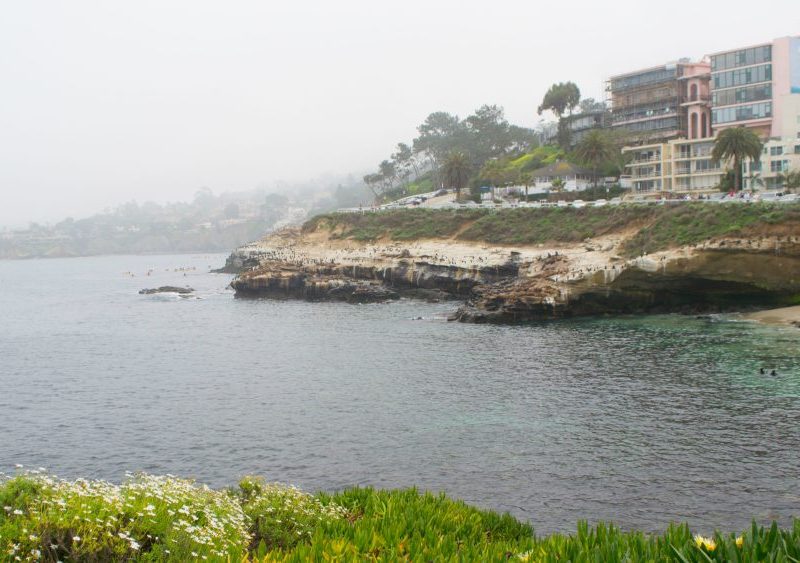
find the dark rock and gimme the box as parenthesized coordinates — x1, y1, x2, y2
(139, 286, 194, 295)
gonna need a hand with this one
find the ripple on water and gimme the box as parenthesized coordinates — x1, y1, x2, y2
(0, 254, 798, 533)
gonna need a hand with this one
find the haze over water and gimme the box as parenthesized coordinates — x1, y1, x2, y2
(1, 254, 799, 534)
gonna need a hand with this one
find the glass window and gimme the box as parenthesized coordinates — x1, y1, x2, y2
(711, 102, 772, 124)
(712, 64, 771, 90)
(770, 146, 783, 156)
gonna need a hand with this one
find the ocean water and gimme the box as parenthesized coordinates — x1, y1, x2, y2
(0, 253, 798, 534)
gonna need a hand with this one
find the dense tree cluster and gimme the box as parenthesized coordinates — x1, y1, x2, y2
(364, 105, 538, 201)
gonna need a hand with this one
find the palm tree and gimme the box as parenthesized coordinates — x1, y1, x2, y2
(575, 130, 616, 195)
(745, 171, 764, 191)
(517, 170, 535, 202)
(711, 127, 763, 192)
(442, 151, 471, 200)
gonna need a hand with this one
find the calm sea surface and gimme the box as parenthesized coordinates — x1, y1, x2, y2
(1, 253, 799, 534)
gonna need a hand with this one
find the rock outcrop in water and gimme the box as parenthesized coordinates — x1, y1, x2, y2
(226, 213, 800, 323)
(139, 286, 194, 295)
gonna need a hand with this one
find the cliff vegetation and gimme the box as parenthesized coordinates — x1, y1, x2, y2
(304, 203, 800, 257)
(2, 470, 799, 562)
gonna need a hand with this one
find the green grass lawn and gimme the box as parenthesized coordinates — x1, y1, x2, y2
(304, 204, 800, 257)
(1, 471, 799, 561)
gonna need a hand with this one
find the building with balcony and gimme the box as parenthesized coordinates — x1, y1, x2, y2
(623, 138, 724, 195)
(608, 59, 712, 144)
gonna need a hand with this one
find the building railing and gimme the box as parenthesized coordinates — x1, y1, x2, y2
(631, 155, 662, 163)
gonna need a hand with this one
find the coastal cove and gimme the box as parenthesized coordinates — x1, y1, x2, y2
(1, 253, 799, 536)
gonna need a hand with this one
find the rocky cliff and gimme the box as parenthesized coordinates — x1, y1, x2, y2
(227, 207, 800, 323)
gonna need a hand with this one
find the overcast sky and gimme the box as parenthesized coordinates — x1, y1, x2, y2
(0, 1, 797, 226)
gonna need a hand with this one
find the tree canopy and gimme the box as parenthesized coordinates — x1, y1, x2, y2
(711, 127, 763, 192)
(537, 82, 581, 119)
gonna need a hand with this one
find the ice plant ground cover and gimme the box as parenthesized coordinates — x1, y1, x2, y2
(0, 469, 799, 561)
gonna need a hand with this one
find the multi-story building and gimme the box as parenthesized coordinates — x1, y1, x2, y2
(709, 37, 800, 137)
(710, 36, 800, 188)
(608, 60, 712, 143)
(619, 35, 800, 195)
(566, 110, 608, 146)
(615, 59, 717, 192)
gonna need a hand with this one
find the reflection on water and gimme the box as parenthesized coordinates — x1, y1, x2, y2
(0, 254, 798, 533)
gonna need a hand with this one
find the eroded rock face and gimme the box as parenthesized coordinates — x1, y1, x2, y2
(226, 231, 800, 323)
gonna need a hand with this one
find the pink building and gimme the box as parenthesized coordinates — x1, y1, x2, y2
(680, 62, 712, 140)
(710, 35, 800, 139)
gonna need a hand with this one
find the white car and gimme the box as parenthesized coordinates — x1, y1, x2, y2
(593, 199, 608, 207)
(572, 200, 586, 208)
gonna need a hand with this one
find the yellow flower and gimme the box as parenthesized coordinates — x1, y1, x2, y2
(694, 534, 716, 551)
(736, 535, 744, 548)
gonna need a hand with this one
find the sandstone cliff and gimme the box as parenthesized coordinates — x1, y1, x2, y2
(226, 206, 800, 322)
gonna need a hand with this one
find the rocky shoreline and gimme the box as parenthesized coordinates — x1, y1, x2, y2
(225, 226, 800, 323)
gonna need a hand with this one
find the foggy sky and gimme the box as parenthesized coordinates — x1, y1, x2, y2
(1, 0, 798, 227)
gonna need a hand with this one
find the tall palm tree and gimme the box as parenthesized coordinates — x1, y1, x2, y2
(442, 151, 471, 200)
(575, 130, 616, 194)
(517, 169, 535, 202)
(711, 127, 763, 192)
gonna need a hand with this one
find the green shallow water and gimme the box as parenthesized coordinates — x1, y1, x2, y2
(0, 254, 798, 534)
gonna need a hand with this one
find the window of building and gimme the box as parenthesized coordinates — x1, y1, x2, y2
(770, 146, 783, 156)
(711, 45, 771, 72)
(712, 64, 771, 90)
(711, 84, 771, 106)
(770, 160, 789, 173)
(795, 145, 800, 154)
(711, 102, 772, 124)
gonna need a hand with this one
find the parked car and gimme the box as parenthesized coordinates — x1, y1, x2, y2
(608, 197, 622, 206)
(593, 199, 608, 207)
(572, 200, 586, 208)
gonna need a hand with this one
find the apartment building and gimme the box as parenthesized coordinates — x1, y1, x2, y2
(619, 35, 799, 194)
(711, 36, 800, 188)
(613, 59, 719, 193)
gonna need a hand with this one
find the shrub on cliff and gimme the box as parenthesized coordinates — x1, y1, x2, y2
(0, 470, 249, 561)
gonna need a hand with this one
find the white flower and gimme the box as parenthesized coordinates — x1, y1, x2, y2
(72, 536, 81, 542)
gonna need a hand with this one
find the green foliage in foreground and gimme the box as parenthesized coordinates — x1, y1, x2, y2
(304, 203, 800, 256)
(1, 471, 800, 562)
